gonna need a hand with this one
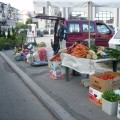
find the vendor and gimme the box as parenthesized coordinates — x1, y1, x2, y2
(57, 20, 67, 52)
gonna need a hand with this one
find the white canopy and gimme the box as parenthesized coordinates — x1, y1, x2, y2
(33, 0, 120, 8)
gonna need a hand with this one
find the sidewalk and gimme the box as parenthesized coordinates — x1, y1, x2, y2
(1, 50, 119, 120)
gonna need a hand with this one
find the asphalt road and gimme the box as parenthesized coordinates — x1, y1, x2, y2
(0, 56, 57, 120)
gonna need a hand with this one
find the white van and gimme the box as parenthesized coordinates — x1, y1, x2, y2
(109, 29, 120, 50)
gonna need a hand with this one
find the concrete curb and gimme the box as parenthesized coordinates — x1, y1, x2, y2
(0, 52, 76, 120)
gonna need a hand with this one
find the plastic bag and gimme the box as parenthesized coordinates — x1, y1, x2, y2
(46, 48, 54, 60)
(38, 47, 47, 61)
(59, 40, 66, 52)
(33, 52, 40, 62)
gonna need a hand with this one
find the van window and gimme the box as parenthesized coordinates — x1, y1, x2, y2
(114, 30, 120, 39)
(68, 23, 80, 33)
(97, 24, 110, 34)
(82, 22, 95, 33)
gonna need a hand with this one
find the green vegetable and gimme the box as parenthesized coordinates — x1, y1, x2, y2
(105, 48, 120, 62)
(90, 45, 98, 53)
(102, 90, 120, 102)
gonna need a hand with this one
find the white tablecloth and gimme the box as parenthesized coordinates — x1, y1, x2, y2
(60, 53, 95, 75)
(60, 53, 116, 75)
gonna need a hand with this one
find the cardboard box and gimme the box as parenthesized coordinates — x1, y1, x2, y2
(111, 77, 120, 90)
(49, 53, 62, 70)
(90, 71, 120, 92)
(89, 87, 103, 107)
(49, 69, 72, 80)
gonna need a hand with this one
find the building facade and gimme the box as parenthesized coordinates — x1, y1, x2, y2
(33, 1, 120, 31)
(70, 6, 120, 27)
(0, 2, 19, 31)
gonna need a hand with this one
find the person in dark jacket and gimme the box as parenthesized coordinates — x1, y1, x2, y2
(57, 20, 67, 52)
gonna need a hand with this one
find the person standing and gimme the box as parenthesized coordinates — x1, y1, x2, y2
(57, 20, 67, 52)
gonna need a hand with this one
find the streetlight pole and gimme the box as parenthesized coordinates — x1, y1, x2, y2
(88, 1, 91, 48)
(47, 1, 52, 35)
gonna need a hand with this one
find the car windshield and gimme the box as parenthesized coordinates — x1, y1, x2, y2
(114, 30, 120, 39)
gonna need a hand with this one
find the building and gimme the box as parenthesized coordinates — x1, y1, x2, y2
(69, 6, 119, 28)
(0, 2, 19, 32)
(33, 1, 61, 34)
(33, 1, 120, 30)
(18, 10, 32, 24)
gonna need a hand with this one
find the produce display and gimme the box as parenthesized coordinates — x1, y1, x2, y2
(67, 43, 97, 60)
(86, 50, 97, 60)
(69, 44, 89, 58)
(97, 46, 107, 59)
(97, 75, 116, 80)
(50, 49, 67, 62)
(51, 55, 61, 61)
(105, 48, 120, 62)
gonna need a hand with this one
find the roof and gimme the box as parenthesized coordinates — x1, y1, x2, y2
(33, 15, 65, 21)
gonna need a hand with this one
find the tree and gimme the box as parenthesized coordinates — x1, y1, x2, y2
(15, 22, 31, 31)
(25, 18, 33, 24)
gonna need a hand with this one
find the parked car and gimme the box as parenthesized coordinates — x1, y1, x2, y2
(109, 29, 120, 50)
(43, 30, 49, 34)
(36, 30, 44, 37)
(64, 20, 113, 47)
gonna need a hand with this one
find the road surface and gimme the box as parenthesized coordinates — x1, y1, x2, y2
(0, 56, 57, 120)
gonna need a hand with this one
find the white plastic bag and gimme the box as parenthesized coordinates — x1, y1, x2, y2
(46, 48, 54, 60)
(59, 40, 66, 52)
(26, 53, 33, 64)
(33, 52, 40, 62)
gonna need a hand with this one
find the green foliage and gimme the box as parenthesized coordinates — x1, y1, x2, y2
(15, 22, 31, 31)
(0, 37, 11, 50)
(0, 30, 26, 50)
(33, 22, 38, 27)
(16, 22, 24, 29)
(7, 29, 11, 38)
(90, 45, 98, 53)
(25, 18, 32, 24)
(15, 30, 26, 46)
(102, 90, 120, 102)
(105, 48, 120, 62)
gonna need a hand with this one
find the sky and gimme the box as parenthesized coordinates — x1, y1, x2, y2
(0, 0, 34, 11)
(0, 0, 120, 11)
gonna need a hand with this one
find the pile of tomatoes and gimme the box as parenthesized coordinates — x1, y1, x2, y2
(97, 75, 116, 80)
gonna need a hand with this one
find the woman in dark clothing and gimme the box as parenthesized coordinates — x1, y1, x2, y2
(57, 20, 67, 52)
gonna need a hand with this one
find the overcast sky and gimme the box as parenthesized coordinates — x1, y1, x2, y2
(0, 0, 120, 11)
(0, 0, 34, 11)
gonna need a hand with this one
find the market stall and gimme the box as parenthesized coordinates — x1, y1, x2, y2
(60, 53, 117, 81)
(14, 42, 54, 66)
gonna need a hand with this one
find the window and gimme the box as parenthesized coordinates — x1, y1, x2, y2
(95, 11, 113, 23)
(97, 24, 110, 34)
(82, 22, 95, 33)
(68, 23, 80, 33)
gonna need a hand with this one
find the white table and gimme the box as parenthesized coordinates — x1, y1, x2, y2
(60, 53, 117, 81)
